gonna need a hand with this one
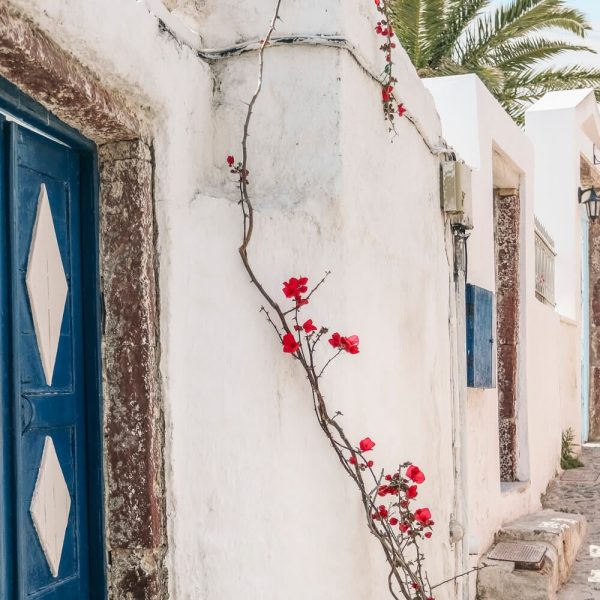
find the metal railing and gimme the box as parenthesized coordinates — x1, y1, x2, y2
(534, 217, 556, 307)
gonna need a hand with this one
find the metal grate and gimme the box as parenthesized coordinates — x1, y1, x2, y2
(488, 542, 547, 569)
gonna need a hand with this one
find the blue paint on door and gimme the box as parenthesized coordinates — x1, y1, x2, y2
(0, 81, 105, 600)
(466, 284, 496, 389)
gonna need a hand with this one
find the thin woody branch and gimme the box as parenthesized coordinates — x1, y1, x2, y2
(227, 1, 475, 598)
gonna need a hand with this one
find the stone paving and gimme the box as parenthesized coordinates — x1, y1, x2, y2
(542, 445, 600, 599)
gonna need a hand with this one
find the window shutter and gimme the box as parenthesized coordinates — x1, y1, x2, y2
(466, 284, 495, 388)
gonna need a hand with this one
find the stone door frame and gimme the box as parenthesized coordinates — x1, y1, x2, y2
(494, 188, 521, 482)
(0, 4, 167, 598)
(584, 157, 600, 442)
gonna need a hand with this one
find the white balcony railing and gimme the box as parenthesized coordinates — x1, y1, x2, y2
(534, 217, 556, 307)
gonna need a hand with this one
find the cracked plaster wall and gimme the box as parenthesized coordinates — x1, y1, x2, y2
(3, 1, 459, 598)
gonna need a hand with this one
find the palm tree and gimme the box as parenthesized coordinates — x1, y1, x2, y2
(391, 0, 600, 123)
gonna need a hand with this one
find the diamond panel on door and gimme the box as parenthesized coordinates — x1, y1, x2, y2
(30, 436, 72, 578)
(26, 184, 69, 386)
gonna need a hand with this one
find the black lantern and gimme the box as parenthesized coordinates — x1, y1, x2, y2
(579, 186, 600, 221)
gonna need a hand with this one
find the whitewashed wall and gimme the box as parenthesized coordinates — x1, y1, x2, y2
(526, 89, 600, 445)
(526, 89, 600, 322)
(7, 1, 461, 598)
(424, 75, 584, 580)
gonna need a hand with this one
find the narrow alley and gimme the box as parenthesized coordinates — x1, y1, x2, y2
(544, 446, 600, 599)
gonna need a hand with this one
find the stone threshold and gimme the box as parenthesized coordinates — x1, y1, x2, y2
(477, 509, 586, 599)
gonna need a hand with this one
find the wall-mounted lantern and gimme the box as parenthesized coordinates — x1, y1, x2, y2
(579, 186, 600, 221)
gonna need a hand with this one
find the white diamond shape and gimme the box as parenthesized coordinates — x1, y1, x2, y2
(30, 436, 72, 578)
(26, 184, 68, 386)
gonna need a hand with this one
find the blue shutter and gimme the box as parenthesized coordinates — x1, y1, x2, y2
(466, 284, 495, 388)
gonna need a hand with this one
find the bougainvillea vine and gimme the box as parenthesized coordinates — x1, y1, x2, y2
(374, 0, 407, 130)
(225, 0, 478, 597)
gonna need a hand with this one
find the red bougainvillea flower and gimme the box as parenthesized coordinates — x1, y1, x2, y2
(359, 437, 376, 452)
(412, 583, 420, 590)
(329, 332, 342, 348)
(227, 155, 235, 167)
(341, 335, 360, 354)
(330, 333, 360, 353)
(414, 508, 432, 526)
(378, 505, 388, 518)
(378, 483, 399, 497)
(348, 456, 357, 465)
(367, 460, 374, 468)
(406, 465, 425, 484)
(295, 319, 316, 332)
(382, 85, 394, 102)
(406, 485, 418, 499)
(389, 517, 399, 526)
(302, 319, 317, 333)
(374, 0, 380, 5)
(282, 332, 300, 354)
(398, 103, 407, 117)
(375, 23, 392, 37)
(425, 532, 432, 539)
(399, 522, 410, 533)
(282, 277, 308, 300)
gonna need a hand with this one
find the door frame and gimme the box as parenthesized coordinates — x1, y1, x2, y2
(0, 5, 168, 598)
(582, 213, 590, 443)
(0, 77, 106, 599)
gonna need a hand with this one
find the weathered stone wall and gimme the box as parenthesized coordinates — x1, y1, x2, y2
(589, 219, 600, 440)
(100, 140, 167, 599)
(0, 3, 138, 143)
(494, 189, 521, 481)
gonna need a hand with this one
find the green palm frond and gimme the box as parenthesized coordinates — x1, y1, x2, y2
(491, 38, 594, 71)
(460, 0, 590, 64)
(420, 0, 447, 63)
(392, 0, 599, 124)
(427, 0, 490, 67)
(391, 0, 426, 66)
(492, 0, 587, 38)
(501, 66, 600, 123)
(508, 65, 600, 93)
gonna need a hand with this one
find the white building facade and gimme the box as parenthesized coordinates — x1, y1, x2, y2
(0, 1, 594, 599)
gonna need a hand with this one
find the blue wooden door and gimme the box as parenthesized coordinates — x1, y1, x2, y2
(0, 119, 102, 598)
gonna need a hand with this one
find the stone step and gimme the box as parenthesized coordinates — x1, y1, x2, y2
(477, 509, 587, 599)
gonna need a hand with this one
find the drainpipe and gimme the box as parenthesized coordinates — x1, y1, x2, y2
(450, 221, 471, 600)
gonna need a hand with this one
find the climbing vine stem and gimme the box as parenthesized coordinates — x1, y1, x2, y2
(227, 1, 459, 598)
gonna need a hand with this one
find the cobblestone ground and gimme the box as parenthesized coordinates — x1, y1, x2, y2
(542, 445, 600, 599)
